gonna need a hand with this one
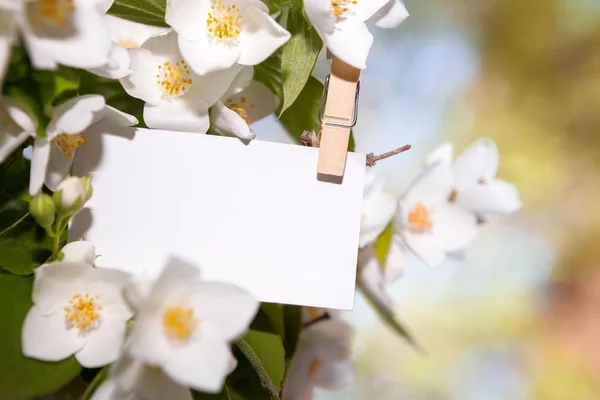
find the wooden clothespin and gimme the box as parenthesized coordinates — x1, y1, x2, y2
(317, 57, 361, 180)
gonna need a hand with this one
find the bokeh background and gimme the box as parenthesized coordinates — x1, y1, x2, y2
(260, 0, 600, 398)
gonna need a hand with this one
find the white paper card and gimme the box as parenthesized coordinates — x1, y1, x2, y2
(70, 127, 366, 310)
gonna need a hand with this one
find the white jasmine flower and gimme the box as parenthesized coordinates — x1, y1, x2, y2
(394, 161, 478, 267)
(105, 15, 168, 49)
(357, 243, 405, 315)
(284, 312, 355, 400)
(303, 0, 389, 69)
(54, 176, 87, 212)
(0, 97, 37, 163)
(210, 66, 278, 140)
(367, 0, 409, 29)
(60, 240, 96, 265)
(359, 170, 396, 248)
(91, 355, 193, 400)
(29, 94, 138, 195)
(120, 30, 242, 133)
(0, 4, 17, 90)
(87, 16, 169, 80)
(124, 258, 258, 393)
(165, 0, 290, 75)
(21, 260, 133, 368)
(5, 0, 113, 70)
(426, 140, 522, 215)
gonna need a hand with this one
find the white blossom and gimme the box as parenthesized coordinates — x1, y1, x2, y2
(29, 94, 138, 196)
(21, 258, 132, 368)
(0, 97, 37, 163)
(120, 29, 241, 133)
(210, 66, 278, 140)
(91, 355, 193, 400)
(124, 257, 258, 393)
(165, 0, 290, 75)
(60, 240, 96, 265)
(367, 0, 409, 29)
(54, 176, 87, 211)
(426, 140, 522, 216)
(304, 0, 393, 69)
(359, 170, 397, 248)
(284, 310, 355, 400)
(394, 161, 478, 267)
(1, 0, 113, 71)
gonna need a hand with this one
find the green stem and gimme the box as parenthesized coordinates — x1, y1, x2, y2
(51, 216, 65, 260)
(80, 366, 108, 400)
(0, 212, 29, 237)
(235, 339, 281, 400)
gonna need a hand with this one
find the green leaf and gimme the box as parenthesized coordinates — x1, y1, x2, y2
(255, 303, 284, 337)
(0, 149, 29, 204)
(279, 9, 322, 115)
(279, 76, 322, 142)
(108, 0, 167, 27)
(4, 83, 48, 137)
(254, 52, 282, 101)
(0, 275, 81, 399)
(282, 305, 301, 364)
(33, 67, 80, 116)
(357, 278, 425, 354)
(0, 200, 53, 275)
(192, 387, 245, 400)
(236, 330, 285, 399)
(373, 222, 394, 265)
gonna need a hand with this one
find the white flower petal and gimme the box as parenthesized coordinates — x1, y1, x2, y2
(89, 381, 121, 400)
(383, 240, 405, 285)
(424, 141, 453, 167)
(225, 66, 254, 96)
(162, 335, 233, 393)
(321, 15, 372, 69)
(237, 7, 290, 66)
(22, 307, 85, 361)
(359, 177, 396, 248)
(21, 0, 112, 69)
(367, 0, 409, 29)
(312, 360, 354, 390)
(232, 81, 278, 122)
(123, 277, 153, 312)
(165, 0, 210, 41)
(93, 105, 139, 127)
(210, 100, 254, 140)
(126, 310, 173, 367)
(357, 246, 394, 315)
(456, 179, 522, 215)
(432, 204, 478, 253)
(189, 282, 259, 341)
(48, 95, 106, 137)
(0, 10, 15, 88)
(284, 345, 317, 400)
(353, 0, 390, 22)
(61, 241, 96, 265)
(144, 97, 210, 133)
(4, 97, 38, 133)
(178, 35, 241, 76)
(453, 139, 499, 186)
(399, 232, 446, 267)
(86, 269, 134, 314)
(0, 130, 29, 164)
(105, 15, 168, 48)
(75, 314, 127, 367)
(29, 137, 51, 196)
(32, 262, 91, 314)
(304, 0, 336, 35)
(401, 161, 454, 208)
(120, 47, 163, 105)
(44, 143, 72, 191)
(87, 43, 132, 79)
(187, 65, 244, 107)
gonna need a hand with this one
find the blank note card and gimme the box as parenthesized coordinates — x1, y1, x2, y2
(70, 127, 366, 310)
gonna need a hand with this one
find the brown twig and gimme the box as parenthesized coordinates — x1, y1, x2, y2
(300, 130, 411, 167)
(302, 312, 331, 328)
(366, 144, 412, 167)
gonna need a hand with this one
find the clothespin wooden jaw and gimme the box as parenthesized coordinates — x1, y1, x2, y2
(317, 57, 361, 180)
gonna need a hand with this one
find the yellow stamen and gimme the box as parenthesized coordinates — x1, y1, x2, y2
(408, 203, 433, 231)
(64, 292, 101, 330)
(330, 0, 357, 16)
(38, 0, 74, 26)
(206, 1, 242, 40)
(225, 99, 253, 124)
(156, 60, 192, 97)
(163, 305, 197, 340)
(52, 133, 88, 158)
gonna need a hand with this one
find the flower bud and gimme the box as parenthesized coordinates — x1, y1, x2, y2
(29, 194, 55, 229)
(79, 176, 93, 201)
(53, 176, 87, 215)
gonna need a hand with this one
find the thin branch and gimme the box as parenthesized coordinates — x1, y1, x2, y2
(366, 145, 412, 167)
(302, 312, 330, 328)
